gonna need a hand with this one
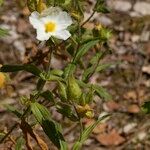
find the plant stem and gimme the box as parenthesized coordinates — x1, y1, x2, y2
(46, 48, 53, 73)
(0, 43, 54, 144)
(0, 106, 30, 143)
(73, 104, 83, 140)
(0, 123, 18, 143)
(81, 11, 95, 27)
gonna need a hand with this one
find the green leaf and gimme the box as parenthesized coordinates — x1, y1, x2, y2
(27, 0, 37, 12)
(31, 102, 51, 123)
(72, 142, 82, 150)
(50, 69, 63, 77)
(73, 114, 110, 150)
(100, 28, 112, 41)
(0, 64, 41, 77)
(37, 78, 46, 91)
(96, 63, 113, 72)
(0, 0, 4, 6)
(40, 90, 54, 103)
(85, 86, 95, 104)
(0, 132, 5, 140)
(15, 137, 25, 150)
(80, 114, 110, 142)
(94, 0, 110, 13)
(42, 119, 65, 149)
(5, 105, 22, 118)
(55, 0, 65, 4)
(73, 39, 99, 63)
(57, 103, 78, 121)
(63, 63, 76, 79)
(0, 28, 9, 37)
(93, 85, 112, 100)
(141, 101, 150, 114)
(90, 52, 103, 65)
(95, 5, 110, 13)
(31, 102, 65, 148)
(60, 140, 68, 150)
(82, 52, 105, 82)
(40, 72, 64, 82)
(82, 66, 95, 81)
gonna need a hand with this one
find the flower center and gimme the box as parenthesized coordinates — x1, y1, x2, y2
(45, 22, 56, 32)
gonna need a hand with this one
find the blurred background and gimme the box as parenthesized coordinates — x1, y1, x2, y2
(0, 0, 150, 149)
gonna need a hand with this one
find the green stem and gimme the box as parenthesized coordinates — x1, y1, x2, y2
(0, 42, 54, 144)
(72, 103, 83, 140)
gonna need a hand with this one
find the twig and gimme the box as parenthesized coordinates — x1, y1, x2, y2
(81, 11, 96, 27)
(0, 123, 18, 143)
(0, 105, 31, 144)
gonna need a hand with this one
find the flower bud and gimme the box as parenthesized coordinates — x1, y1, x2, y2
(95, 23, 102, 31)
(37, 0, 47, 13)
(0, 72, 6, 88)
(76, 104, 94, 118)
(85, 110, 94, 118)
(71, 12, 81, 21)
(67, 75, 82, 102)
(58, 81, 67, 101)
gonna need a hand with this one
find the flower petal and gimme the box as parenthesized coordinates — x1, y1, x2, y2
(54, 30, 71, 40)
(41, 7, 62, 17)
(36, 29, 50, 41)
(56, 12, 73, 30)
(29, 11, 44, 29)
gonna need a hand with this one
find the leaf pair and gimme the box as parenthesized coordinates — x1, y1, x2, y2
(30, 102, 66, 149)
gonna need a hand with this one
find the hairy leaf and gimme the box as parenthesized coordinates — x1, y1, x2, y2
(73, 39, 99, 63)
(15, 137, 25, 150)
(31, 102, 65, 148)
(0, 64, 41, 77)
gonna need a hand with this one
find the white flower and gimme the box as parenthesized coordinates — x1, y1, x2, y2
(29, 7, 73, 41)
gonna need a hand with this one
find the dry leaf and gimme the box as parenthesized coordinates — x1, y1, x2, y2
(96, 129, 125, 146)
(142, 65, 150, 74)
(20, 120, 48, 150)
(127, 104, 140, 113)
(124, 91, 137, 100)
(103, 101, 120, 112)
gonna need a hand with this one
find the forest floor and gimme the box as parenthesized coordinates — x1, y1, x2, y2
(0, 0, 150, 149)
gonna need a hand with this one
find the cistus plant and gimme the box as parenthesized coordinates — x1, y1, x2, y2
(0, 0, 112, 149)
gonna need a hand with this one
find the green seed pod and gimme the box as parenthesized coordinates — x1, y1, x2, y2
(58, 81, 67, 102)
(67, 75, 82, 102)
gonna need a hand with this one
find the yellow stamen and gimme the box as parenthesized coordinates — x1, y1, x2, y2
(45, 22, 56, 32)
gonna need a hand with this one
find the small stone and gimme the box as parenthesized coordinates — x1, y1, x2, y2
(130, 11, 141, 17)
(107, 0, 132, 12)
(137, 132, 146, 141)
(142, 65, 150, 75)
(131, 35, 140, 43)
(134, 2, 150, 15)
(140, 31, 150, 42)
(123, 123, 137, 134)
(97, 16, 113, 26)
